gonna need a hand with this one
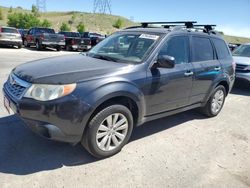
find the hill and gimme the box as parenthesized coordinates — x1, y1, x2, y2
(0, 6, 250, 43)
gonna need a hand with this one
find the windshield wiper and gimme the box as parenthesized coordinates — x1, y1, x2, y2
(91, 54, 118, 62)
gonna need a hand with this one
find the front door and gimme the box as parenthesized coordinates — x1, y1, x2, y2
(144, 35, 194, 116)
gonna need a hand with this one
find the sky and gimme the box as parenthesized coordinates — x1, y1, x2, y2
(0, 0, 250, 37)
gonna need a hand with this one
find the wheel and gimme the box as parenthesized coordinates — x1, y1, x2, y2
(201, 85, 226, 117)
(17, 44, 22, 49)
(24, 40, 30, 47)
(66, 45, 72, 51)
(56, 46, 61, 51)
(82, 105, 134, 158)
(36, 40, 42, 51)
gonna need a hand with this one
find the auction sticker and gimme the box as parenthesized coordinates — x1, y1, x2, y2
(139, 34, 159, 40)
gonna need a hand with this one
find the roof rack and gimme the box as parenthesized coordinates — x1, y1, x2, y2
(125, 21, 218, 35)
(140, 21, 197, 28)
(193, 24, 216, 32)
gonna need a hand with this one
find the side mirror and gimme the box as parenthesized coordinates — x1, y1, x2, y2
(155, 55, 175, 68)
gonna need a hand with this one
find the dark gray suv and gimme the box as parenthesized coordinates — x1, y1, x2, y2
(3, 22, 235, 158)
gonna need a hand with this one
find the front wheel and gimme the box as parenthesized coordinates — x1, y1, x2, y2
(201, 85, 226, 117)
(82, 105, 134, 158)
(56, 46, 61, 51)
(36, 40, 42, 51)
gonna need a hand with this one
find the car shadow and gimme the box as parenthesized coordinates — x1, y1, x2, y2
(231, 82, 250, 96)
(0, 110, 205, 175)
(23, 46, 58, 52)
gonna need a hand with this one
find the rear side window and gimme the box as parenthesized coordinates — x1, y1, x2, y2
(159, 36, 189, 64)
(1, 28, 18, 34)
(192, 37, 214, 62)
(212, 38, 231, 59)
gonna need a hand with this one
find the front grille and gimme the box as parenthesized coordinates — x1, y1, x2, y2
(4, 74, 31, 99)
(236, 64, 250, 73)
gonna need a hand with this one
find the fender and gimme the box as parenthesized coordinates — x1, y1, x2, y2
(202, 72, 230, 105)
(79, 80, 146, 131)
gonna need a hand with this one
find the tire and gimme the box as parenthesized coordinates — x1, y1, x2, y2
(56, 46, 61, 51)
(82, 105, 134, 158)
(17, 44, 22, 49)
(201, 85, 226, 117)
(36, 40, 42, 51)
(24, 40, 30, 48)
(66, 45, 72, 51)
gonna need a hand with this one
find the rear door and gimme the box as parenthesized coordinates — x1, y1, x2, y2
(145, 35, 194, 115)
(189, 36, 221, 104)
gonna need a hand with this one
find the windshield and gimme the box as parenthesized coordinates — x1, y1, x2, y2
(88, 33, 160, 64)
(233, 45, 250, 57)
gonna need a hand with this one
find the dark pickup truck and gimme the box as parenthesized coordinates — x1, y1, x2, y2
(58, 31, 82, 51)
(24, 27, 65, 51)
(80, 32, 105, 50)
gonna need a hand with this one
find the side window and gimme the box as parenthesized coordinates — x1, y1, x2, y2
(212, 38, 231, 59)
(192, 37, 214, 62)
(159, 36, 189, 64)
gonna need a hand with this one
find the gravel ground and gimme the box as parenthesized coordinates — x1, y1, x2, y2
(0, 47, 249, 188)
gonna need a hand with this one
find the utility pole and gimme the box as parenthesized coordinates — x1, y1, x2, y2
(93, 0, 111, 14)
(36, 0, 46, 12)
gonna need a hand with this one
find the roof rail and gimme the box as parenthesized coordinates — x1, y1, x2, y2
(193, 24, 216, 32)
(140, 21, 197, 28)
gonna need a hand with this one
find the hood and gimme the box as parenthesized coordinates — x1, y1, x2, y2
(13, 54, 129, 84)
(233, 56, 250, 66)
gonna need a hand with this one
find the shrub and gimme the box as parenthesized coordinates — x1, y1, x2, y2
(60, 22, 71, 31)
(113, 18, 123, 29)
(77, 23, 85, 33)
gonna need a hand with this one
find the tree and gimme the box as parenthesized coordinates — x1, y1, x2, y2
(77, 23, 85, 33)
(8, 6, 13, 13)
(7, 12, 51, 29)
(0, 9, 3, 20)
(31, 4, 40, 17)
(113, 18, 123, 29)
(41, 19, 52, 27)
(60, 22, 70, 31)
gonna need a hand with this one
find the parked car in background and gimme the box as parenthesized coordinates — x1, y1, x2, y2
(2, 21, 235, 158)
(0, 26, 22, 49)
(24, 27, 65, 51)
(58, 31, 82, 51)
(232, 43, 250, 83)
(18, 29, 28, 45)
(80, 32, 105, 50)
(228, 43, 241, 52)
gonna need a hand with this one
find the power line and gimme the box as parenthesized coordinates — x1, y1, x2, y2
(93, 0, 111, 14)
(36, 0, 46, 12)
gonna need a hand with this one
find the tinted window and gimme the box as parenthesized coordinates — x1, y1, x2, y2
(1, 28, 18, 34)
(192, 37, 214, 62)
(212, 38, 231, 59)
(36, 28, 55, 34)
(159, 36, 189, 64)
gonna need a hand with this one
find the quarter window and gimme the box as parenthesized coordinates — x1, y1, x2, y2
(159, 36, 189, 64)
(192, 37, 214, 62)
(212, 38, 231, 59)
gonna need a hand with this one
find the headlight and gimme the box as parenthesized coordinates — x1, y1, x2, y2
(24, 83, 76, 101)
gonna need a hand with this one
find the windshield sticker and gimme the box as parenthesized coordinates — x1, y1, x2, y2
(139, 34, 159, 40)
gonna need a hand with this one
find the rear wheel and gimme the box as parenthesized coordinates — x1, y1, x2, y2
(36, 40, 42, 51)
(56, 46, 61, 51)
(17, 44, 22, 49)
(82, 105, 133, 158)
(24, 40, 30, 47)
(201, 85, 226, 117)
(66, 45, 72, 51)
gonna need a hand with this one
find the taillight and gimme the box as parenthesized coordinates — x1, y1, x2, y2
(40, 34, 44, 40)
(232, 61, 236, 71)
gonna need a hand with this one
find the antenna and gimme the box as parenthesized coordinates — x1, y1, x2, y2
(36, 0, 46, 12)
(93, 0, 112, 14)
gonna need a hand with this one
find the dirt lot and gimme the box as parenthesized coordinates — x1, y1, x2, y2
(0, 47, 249, 188)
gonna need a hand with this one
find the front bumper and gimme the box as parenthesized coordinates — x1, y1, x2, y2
(3, 83, 92, 144)
(79, 44, 92, 50)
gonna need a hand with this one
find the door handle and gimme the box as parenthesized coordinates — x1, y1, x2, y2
(214, 67, 221, 71)
(184, 71, 194, 76)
